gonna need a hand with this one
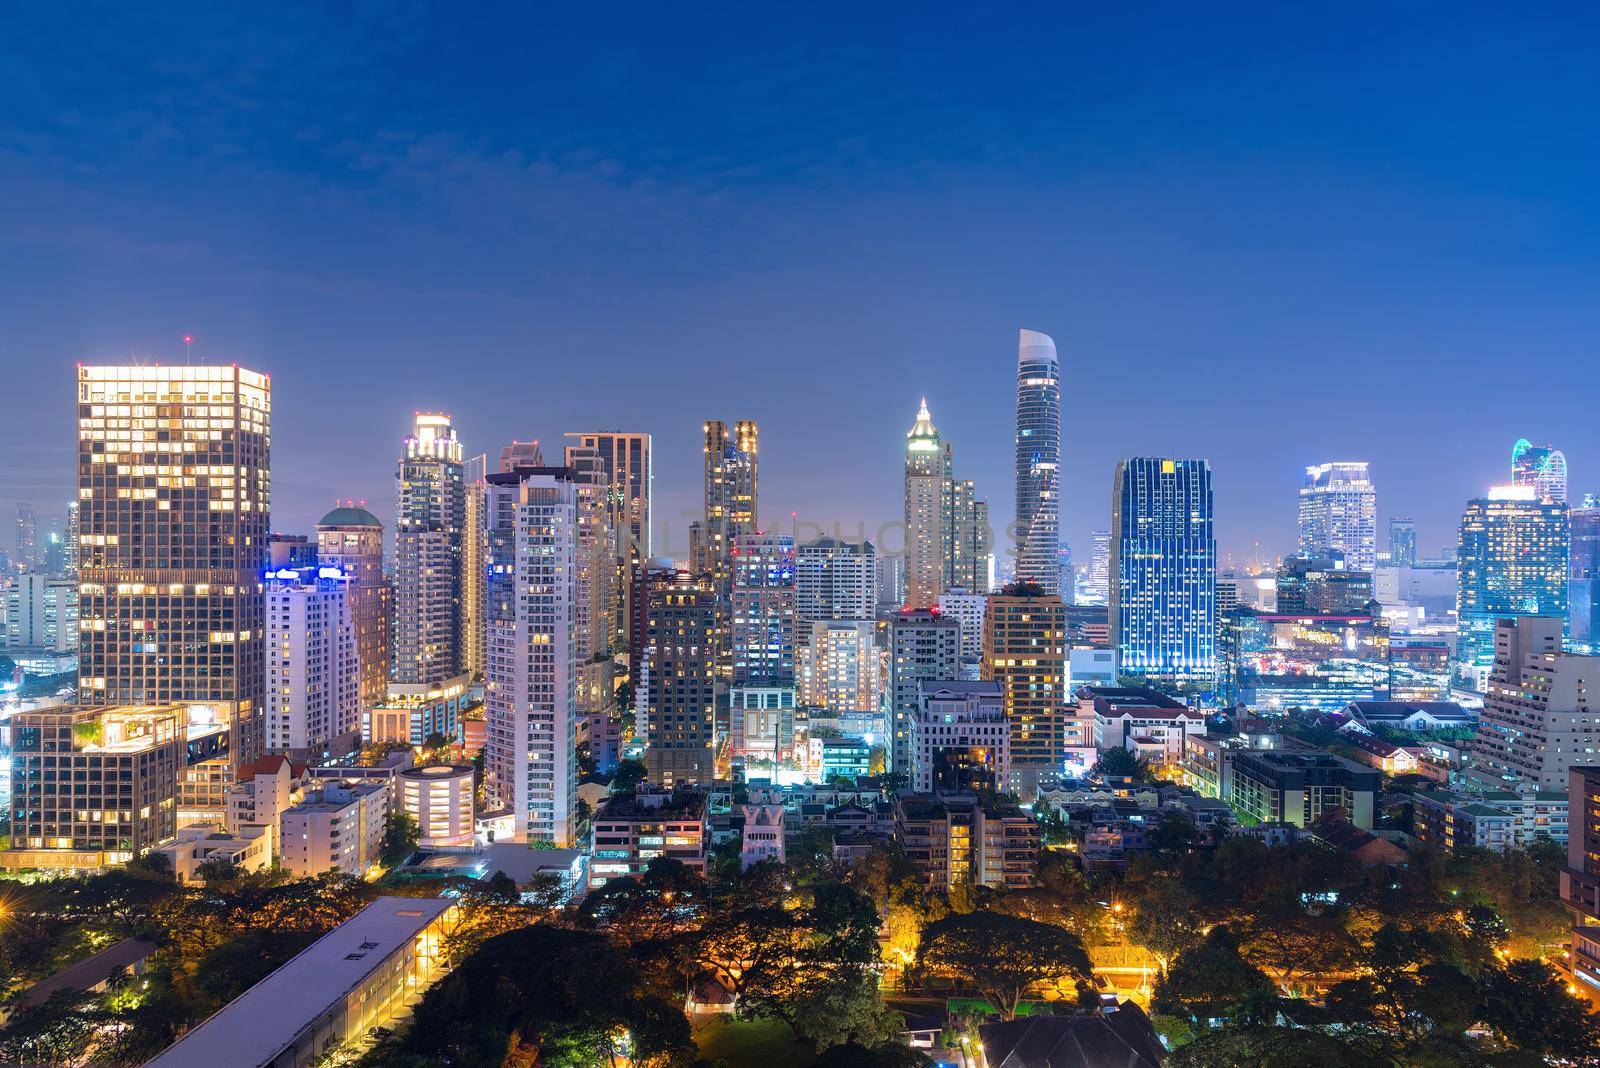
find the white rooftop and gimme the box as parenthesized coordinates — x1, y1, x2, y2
(145, 895, 451, 1068)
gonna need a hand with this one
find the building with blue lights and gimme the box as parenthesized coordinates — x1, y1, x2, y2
(1233, 611, 1391, 713)
(1110, 458, 1216, 687)
(1455, 485, 1569, 689)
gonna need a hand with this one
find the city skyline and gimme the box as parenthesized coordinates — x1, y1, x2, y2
(6, 8, 1600, 566)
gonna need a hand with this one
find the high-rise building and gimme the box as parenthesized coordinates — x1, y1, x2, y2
(484, 467, 578, 844)
(15, 502, 37, 573)
(983, 583, 1069, 794)
(641, 577, 718, 787)
(1512, 438, 1568, 504)
(937, 587, 988, 673)
(730, 533, 796, 761)
(77, 365, 270, 779)
(796, 538, 876, 631)
(942, 441, 987, 594)
(702, 420, 758, 582)
(798, 620, 883, 714)
(1574, 502, 1600, 581)
(267, 534, 315, 570)
(1456, 486, 1569, 686)
(904, 399, 944, 608)
(316, 504, 390, 718)
(875, 553, 904, 613)
(462, 453, 489, 681)
(1013, 329, 1061, 593)
(889, 608, 962, 775)
(1275, 554, 1375, 615)
(1110, 458, 1217, 686)
(265, 566, 359, 761)
(1298, 462, 1377, 572)
(629, 558, 680, 690)
(1077, 530, 1110, 606)
(1, 704, 184, 871)
(566, 445, 619, 718)
(3, 574, 78, 653)
(1389, 517, 1417, 568)
(1562, 764, 1600, 1009)
(1469, 616, 1598, 790)
(393, 413, 466, 687)
(63, 501, 79, 579)
(565, 431, 652, 653)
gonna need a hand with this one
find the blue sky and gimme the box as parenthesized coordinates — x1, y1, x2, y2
(3, 3, 1598, 567)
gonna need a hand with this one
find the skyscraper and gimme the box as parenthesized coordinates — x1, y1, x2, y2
(393, 413, 466, 687)
(904, 399, 944, 608)
(641, 576, 718, 787)
(1388, 516, 1417, 567)
(729, 533, 796, 761)
(1083, 530, 1110, 606)
(943, 441, 987, 594)
(1110, 458, 1217, 686)
(15, 502, 37, 573)
(566, 444, 620, 718)
(983, 583, 1068, 795)
(316, 504, 390, 718)
(889, 608, 961, 775)
(702, 420, 758, 582)
(1468, 615, 1596, 789)
(1456, 485, 1569, 686)
(63, 501, 78, 579)
(1512, 438, 1568, 504)
(1014, 329, 1061, 593)
(484, 466, 578, 844)
(795, 538, 876, 630)
(462, 452, 489, 681)
(1298, 462, 1377, 571)
(77, 364, 270, 778)
(565, 431, 651, 651)
(265, 566, 359, 761)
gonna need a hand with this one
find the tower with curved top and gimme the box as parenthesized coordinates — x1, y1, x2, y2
(1014, 329, 1061, 592)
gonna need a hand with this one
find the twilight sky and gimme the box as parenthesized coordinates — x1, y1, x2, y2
(3, 4, 1599, 570)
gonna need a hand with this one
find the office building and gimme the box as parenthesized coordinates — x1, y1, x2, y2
(1275, 554, 1374, 615)
(1110, 458, 1217, 686)
(944, 448, 988, 595)
(3, 573, 78, 653)
(911, 680, 1009, 792)
(888, 608, 962, 774)
(62, 501, 78, 578)
(1013, 329, 1062, 592)
(589, 789, 708, 888)
(1230, 751, 1380, 829)
(799, 620, 883, 714)
(483, 467, 579, 845)
(1563, 765, 1600, 1007)
(76, 365, 269, 780)
(265, 566, 359, 761)
(983, 583, 1069, 793)
(904, 399, 945, 608)
(145, 897, 455, 1068)
(315, 504, 390, 717)
(1078, 530, 1110, 606)
(1389, 517, 1417, 567)
(796, 537, 876, 630)
(894, 792, 1038, 892)
(1298, 462, 1377, 571)
(1512, 438, 1568, 504)
(729, 533, 796, 760)
(875, 553, 904, 613)
(641, 578, 718, 786)
(399, 764, 474, 849)
(2, 704, 184, 870)
(701, 419, 758, 580)
(15, 502, 37, 572)
(1456, 486, 1569, 685)
(1233, 611, 1391, 712)
(280, 779, 388, 877)
(1469, 616, 1600, 790)
(393, 412, 466, 687)
(937, 586, 987, 671)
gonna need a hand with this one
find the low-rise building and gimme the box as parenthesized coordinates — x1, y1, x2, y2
(1083, 686, 1205, 766)
(1181, 731, 1308, 800)
(1413, 788, 1569, 851)
(1343, 700, 1474, 733)
(589, 788, 708, 888)
(738, 802, 785, 870)
(1338, 731, 1422, 775)
(1230, 751, 1380, 829)
(399, 764, 475, 848)
(225, 755, 308, 838)
(893, 792, 1038, 891)
(145, 897, 455, 1068)
(153, 822, 274, 883)
(279, 780, 389, 877)
(819, 737, 872, 782)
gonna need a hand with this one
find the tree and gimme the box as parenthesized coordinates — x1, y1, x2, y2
(1239, 906, 1357, 997)
(1147, 810, 1200, 866)
(813, 1040, 930, 1067)
(918, 910, 1094, 1020)
(1167, 1027, 1393, 1067)
(1479, 958, 1600, 1059)
(1127, 875, 1202, 967)
(381, 809, 421, 865)
(1152, 927, 1275, 1035)
(1091, 746, 1150, 782)
(610, 758, 647, 794)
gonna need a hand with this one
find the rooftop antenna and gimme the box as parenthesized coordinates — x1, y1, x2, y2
(183, 334, 193, 363)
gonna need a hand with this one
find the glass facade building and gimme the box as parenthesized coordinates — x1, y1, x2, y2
(1110, 457, 1216, 686)
(1234, 612, 1391, 712)
(1455, 486, 1569, 686)
(1013, 329, 1061, 593)
(1298, 462, 1377, 572)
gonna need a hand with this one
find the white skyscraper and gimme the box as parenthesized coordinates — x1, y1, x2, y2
(484, 468, 578, 846)
(265, 567, 360, 761)
(1511, 438, 1568, 504)
(1298, 462, 1377, 572)
(1014, 329, 1062, 592)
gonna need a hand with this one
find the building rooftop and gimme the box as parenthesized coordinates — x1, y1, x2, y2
(146, 897, 451, 1068)
(920, 679, 1004, 698)
(15, 937, 158, 1013)
(1079, 686, 1187, 712)
(316, 504, 382, 529)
